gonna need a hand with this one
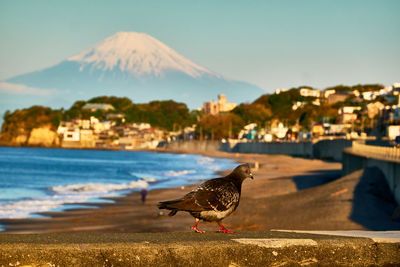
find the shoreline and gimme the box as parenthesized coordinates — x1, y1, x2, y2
(0, 148, 354, 234)
(2, 147, 399, 233)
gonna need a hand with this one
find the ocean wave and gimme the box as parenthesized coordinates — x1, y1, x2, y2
(0, 194, 98, 219)
(50, 179, 150, 194)
(164, 170, 196, 177)
(0, 178, 155, 219)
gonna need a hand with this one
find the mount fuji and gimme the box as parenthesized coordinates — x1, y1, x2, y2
(3, 32, 265, 112)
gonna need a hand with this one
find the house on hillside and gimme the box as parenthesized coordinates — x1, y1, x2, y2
(323, 89, 336, 98)
(82, 103, 115, 112)
(327, 92, 350, 104)
(203, 94, 237, 115)
(338, 106, 361, 123)
(63, 128, 80, 142)
(311, 123, 324, 137)
(366, 102, 384, 119)
(299, 88, 320, 98)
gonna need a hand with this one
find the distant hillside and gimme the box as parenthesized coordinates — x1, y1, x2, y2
(0, 97, 196, 146)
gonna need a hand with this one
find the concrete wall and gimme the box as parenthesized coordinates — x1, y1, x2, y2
(165, 140, 223, 152)
(342, 148, 400, 204)
(313, 139, 352, 161)
(232, 141, 313, 157)
(165, 139, 351, 161)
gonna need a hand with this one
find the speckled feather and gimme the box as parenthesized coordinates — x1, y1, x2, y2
(158, 164, 253, 222)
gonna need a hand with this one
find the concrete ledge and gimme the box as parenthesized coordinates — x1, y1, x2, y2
(1, 231, 400, 266)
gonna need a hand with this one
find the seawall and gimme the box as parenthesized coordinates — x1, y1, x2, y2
(342, 145, 400, 204)
(165, 139, 352, 161)
(1, 231, 399, 266)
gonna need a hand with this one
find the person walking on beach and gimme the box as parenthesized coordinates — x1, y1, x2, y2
(140, 187, 147, 204)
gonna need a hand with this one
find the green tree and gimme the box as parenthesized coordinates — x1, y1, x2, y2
(197, 113, 244, 140)
(231, 103, 272, 126)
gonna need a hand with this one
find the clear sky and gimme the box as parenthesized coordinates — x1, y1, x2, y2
(0, 0, 399, 93)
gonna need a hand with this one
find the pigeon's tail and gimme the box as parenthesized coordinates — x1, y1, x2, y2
(158, 200, 181, 216)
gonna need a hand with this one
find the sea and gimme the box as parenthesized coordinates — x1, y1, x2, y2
(0, 147, 236, 221)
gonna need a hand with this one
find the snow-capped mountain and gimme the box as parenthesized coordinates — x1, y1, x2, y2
(68, 32, 215, 78)
(4, 32, 264, 110)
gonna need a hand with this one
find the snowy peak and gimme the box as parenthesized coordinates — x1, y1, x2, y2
(68, 32, 215, 78)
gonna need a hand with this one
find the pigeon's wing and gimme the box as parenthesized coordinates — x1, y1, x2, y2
(158, 191, 210, 212)
(158, 178, 239, 212)
(193, 178, 239, 211)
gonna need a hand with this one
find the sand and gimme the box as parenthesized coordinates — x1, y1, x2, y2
(1, 149, 399, 234)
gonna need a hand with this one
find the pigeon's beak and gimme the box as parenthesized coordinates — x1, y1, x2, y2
(249, 172, 254, 179)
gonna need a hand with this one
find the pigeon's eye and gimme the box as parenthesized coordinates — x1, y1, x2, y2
(245, 169, 249, 173)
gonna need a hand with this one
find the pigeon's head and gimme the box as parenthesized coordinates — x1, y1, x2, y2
(233, 163, 254, 180)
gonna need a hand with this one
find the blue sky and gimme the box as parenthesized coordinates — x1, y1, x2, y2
(0, 0, 399, 92)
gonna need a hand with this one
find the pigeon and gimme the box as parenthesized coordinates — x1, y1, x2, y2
(158, 163, 253, 233)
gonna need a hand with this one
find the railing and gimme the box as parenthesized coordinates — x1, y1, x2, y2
(352, 141, 400, 161)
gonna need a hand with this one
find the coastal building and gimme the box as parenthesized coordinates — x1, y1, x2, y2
(80, 129, 95, 147)
(366, 102, 384, 119)
(362, 91, 378, 101)
(73, 119, 91, 129)
(328, 124, 350, 134)
(311, 123, 324, 137)
(63, 128, 80, 141)
(271, 123, 288, 139)
(327, 92, 350, 104)
(324, 89, 336, 98)
(338, 106, 361, 123)
(312, 99, 321, 106)
(132, 122, 151, 130)
(57, 121, 74, 135)
(274, 88, 288, 94)
(292, 101, 306, 110)
(338, 106, 362, 115)
(299, 88, 320, 98)
(339, 113, 358, 123)
(93, 120, 113, 134)
(202, 94, 237, 115)
(82, 103, 115, 112)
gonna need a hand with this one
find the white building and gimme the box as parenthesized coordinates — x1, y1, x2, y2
(292, 101, 306, 110)
(338, 106, 362, 115)
(275, 88, 288, 94)
(82, 103, 115, 112)
(299, 88, 320, 98)
(324, 89, 336, 98)
(271, 123, 288, 139)
(132, 123, 152, 130)
(63, 128, 80, 141)
(93, 120, 113, 133)
(362, 91, 378, 101)
(366, 102, 384, 119)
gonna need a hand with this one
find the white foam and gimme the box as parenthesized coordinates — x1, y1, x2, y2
(51, 180, 148, 194)
(0, 179, 154, 219)
(164, 170, 196, 177)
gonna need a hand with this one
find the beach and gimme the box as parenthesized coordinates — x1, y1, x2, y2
(1, 149, 399, 233)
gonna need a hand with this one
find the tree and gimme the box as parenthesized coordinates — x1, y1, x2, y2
(231, 103, 272, 126)
(197, 113, 244, 140)
(125, 100, 195, 130)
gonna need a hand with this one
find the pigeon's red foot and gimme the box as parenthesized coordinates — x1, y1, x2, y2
(218, 225, 233, 234)
(191, 219, 205, 233)
(191, 225, 205, 233)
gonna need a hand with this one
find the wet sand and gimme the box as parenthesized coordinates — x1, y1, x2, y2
(1, 149, 399, 233)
